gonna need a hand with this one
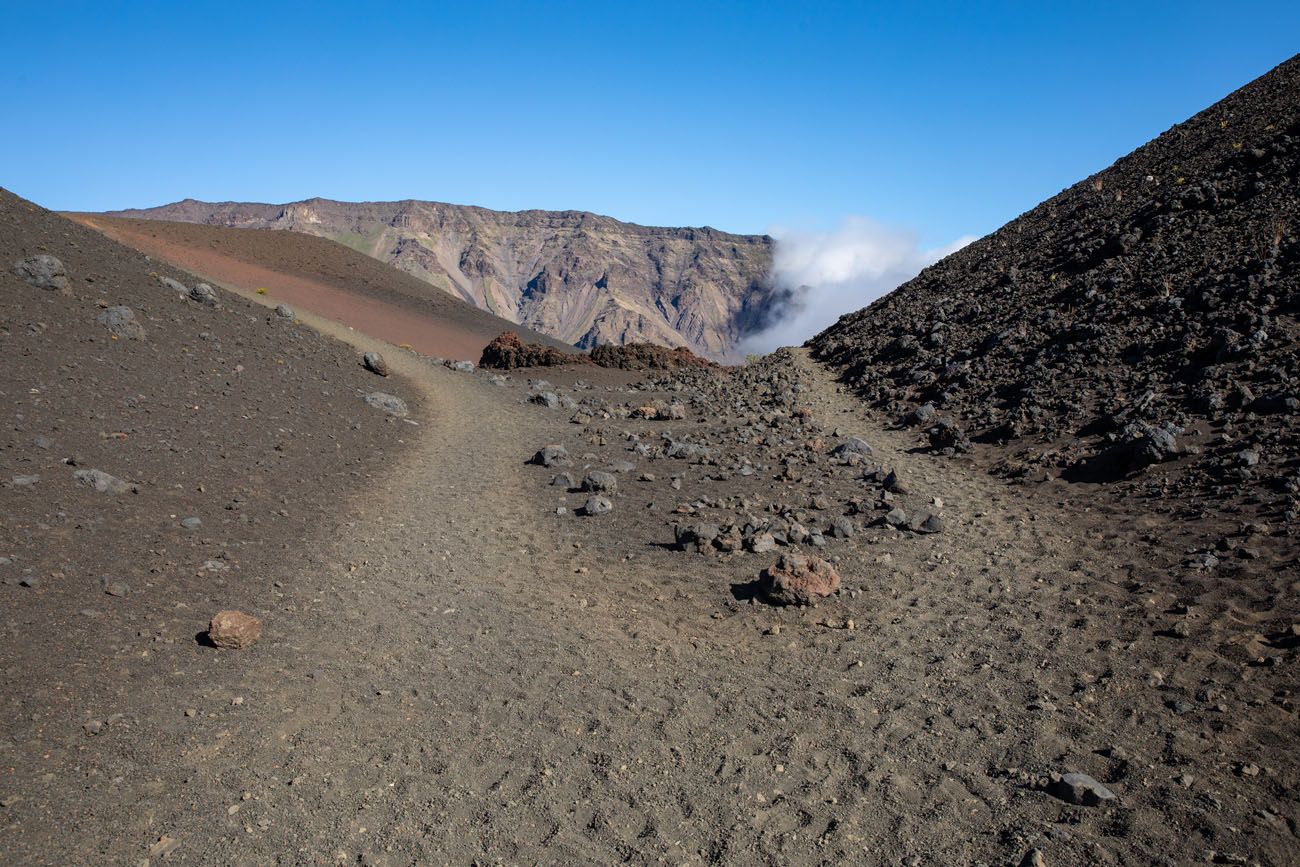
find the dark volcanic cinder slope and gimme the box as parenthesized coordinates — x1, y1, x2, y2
(102, 198, 777, 360)
(811, 56, 1300, 525)
(66, 214, 574, 362)
(0, 186, 420, 860)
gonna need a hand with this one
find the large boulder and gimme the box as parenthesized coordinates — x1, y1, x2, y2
(761, 553, 841, 605)
(12, 255, 69, 293)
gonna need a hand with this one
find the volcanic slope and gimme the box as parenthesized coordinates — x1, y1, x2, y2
(100, 197, 777, 359)
(4, 186, 1298, 866)
(811, 54, 1300, 532)
(68, 214, 574, 362)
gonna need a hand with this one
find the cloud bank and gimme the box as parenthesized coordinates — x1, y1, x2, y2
(742, 217, 975, 354)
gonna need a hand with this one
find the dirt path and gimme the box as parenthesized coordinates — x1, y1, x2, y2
(8, 305, 1294, 864)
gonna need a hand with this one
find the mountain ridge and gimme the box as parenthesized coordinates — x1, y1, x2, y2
(103, 197, 777, 358)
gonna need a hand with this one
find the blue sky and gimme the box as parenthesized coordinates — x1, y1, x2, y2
(3, 2, 1296, 244)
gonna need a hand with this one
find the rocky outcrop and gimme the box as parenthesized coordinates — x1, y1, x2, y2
(104, 198, 776, 359)
(809, 55, 1300, 521)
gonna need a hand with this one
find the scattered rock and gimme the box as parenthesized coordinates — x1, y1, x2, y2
(582, 496, 613, 517)
(761, 553, 842, 605)
(274, 303, 295, 319)
(97, 306, 145, 339)
(1019, 850, 1047, 867)
(188, 283, 217, 306)
(927, 417, 972, 454)
(12, 254, 69, 293)
(207, 610, 263, 650)
(581, 471, 618, 494)
(533, 444, 570, 467)
(157, 274, 188, 294)
(363, 391, 408, 417)
(1048, 772, 1117, 806)
(833, 437, 874, 458)
(72, 468, 134, 495)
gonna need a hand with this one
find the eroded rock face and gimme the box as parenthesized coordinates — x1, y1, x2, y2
(102, 200, 777, 359)
(208, 610, 263, 649)
(761, 553, 841, 605)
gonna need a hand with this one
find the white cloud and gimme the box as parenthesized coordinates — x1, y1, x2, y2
(741, 216, 974, 353)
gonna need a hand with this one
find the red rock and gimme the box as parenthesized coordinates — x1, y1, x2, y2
(208, 610, 263, 649)
(761, 553, 841, 605)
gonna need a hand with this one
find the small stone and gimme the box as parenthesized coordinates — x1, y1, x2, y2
(362, 352, 389, 376)
(73, 468, 134, 495)
(833, 437, 874, 458)
(83, 720, 103, 735)
(207, 610, 263, 650)
(912, 514, 944, 534)
(1019, 850, 1046, 867)
(274, 303, 295, 319)
(148, 835, 180, 858)
(1048, 772, 1117, 805)
(189, 283, 217, 305)
(180, 517, 202, 530)
(362, 391, 408, 417)
(533, 444, 570, 467)
(583, 496, 613, 517)
(97, 306, 145, 340)
(580, 471, 618, 494)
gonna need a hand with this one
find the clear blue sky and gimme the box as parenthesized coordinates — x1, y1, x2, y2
(3, 1, 1296, 244)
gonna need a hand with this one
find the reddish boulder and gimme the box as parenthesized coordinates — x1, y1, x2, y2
(761, 553, 841, 605)
(208, 610, 263, 649)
